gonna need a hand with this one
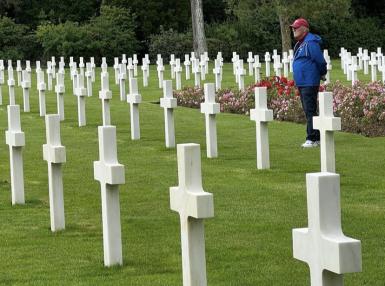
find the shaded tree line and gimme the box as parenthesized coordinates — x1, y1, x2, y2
(0, 0, 384, 62)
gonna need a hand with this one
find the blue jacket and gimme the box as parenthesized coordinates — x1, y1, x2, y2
(293, 33, 327, 87)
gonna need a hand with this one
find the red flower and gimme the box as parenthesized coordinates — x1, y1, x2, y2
(288, 80, 295, 87)
(319, 85, 325, 92)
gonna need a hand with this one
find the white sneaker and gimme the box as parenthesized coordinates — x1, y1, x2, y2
(301, 140, 319, 148)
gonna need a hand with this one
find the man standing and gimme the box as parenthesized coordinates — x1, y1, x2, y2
(291, 18, 327, 148)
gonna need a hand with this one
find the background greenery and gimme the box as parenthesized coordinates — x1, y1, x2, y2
(0, 62, 384, 285)
(0, 0, 384, 62)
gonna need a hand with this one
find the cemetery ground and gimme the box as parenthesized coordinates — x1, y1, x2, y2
(0, 60, 384, 285)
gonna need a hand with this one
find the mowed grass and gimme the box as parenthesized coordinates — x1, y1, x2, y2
(0, 60, 384, 285)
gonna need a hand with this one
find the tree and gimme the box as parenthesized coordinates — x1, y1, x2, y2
(190, 0, 207, 56)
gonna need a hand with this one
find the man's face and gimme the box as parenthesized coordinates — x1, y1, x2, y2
(292, 26, 307, 40)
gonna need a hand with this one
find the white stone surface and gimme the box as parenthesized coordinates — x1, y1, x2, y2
(313, 92, 341, 173)
(265, 52, 271, 77)
(7, 63, 15, 105)
(157, 58, 165, 89)
(55, 70, 65, 121)
(250, 87, 273, 169)
(293, 172, 362, 286)
(43, 114, 66, 232)
(114, 57, 120, 85)
(90, 57, 96, 82)
(99, 70, 112, 126)
(94, 126, 125, 267)
(253, 55, 261, 83)
(184, 54, 191, 80)
(127, 78, 141, 140)
(141, 62, 149, 87)
(237, 60, 246, 91)
(16, 60, 22, 87)
(37, 69, 46, 116)
(213, 59, 221, 91)
(85, 62, 93, 97)
(5, 105, 25, 205)
(133, 54, 138, 76)
(170, 143, 214, 286)
(47, 61, 53, 91)
(175, 59, 183, 90)
(247, 51, 254, 76)
(160, 80, 177, 148)
(369, 52, 377, 82)
(75, 72, 87, 126)
(119, 63, 127, 101)
(21, 70, 31, 112)
(200, 83, 220, 158)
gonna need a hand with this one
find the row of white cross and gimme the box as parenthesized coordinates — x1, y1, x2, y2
(340, 47, 385, 85)
(3, 55, 362, 285)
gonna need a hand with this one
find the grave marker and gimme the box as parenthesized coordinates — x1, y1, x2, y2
(43, 114, 66, 231)
(5, 105, 25, 204)
(94, 126, 125, 267)
(170, 143, 214, 286)
(127, 78, 141, 140)
(160, 80, 177, 148)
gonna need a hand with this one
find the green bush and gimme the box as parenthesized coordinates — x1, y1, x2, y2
(148, 28, 192, 61)
(0, 16, 35, 60)
(36, 5, 137, 64)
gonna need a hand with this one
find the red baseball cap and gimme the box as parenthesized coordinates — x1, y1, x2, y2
(290, 18, 309, 29)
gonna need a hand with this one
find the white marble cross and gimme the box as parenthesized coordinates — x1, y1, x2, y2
(47, 61, 53, 91)
(265, 52, 271, 77)
(119, 63, 127, 101)
(313, 92, 341, 173)
(369, 52, 377, 82)
(362, 49, 369, 75)
(79, 57, 85, 77)
(94, 125, 125, 267)
(231, 52, 238, 75)
(7, 63, 16, 105)
(213, 59, 221, 91)
(170, 143, 214, 286)
(193, 59, 201, 88)
(253, 55, 261, 83)
(122, 53, 127, 64)
(127, 77, 142, 140)
(247, 51, 254, 76)
(127, 58, 134, 81)
(85, 62, 93, 97)
(71, 63, 78, 95)
(274, 55, 282, 77)
(357, 47, 363, 70)
(55, 70, 65, 121)
(350, 56, 359, 86)
(293, 172, 362, 286)
(16, 60, 22, 87)
(170, 54, 176, 79)
(175, 59, 183, 90)
(21, 70, 31, 112)
(184, 54, 191, 80)
(160, 80, 177, 148)
(250, 87, 273, 169)
(200, 56, 206, 81)
(6, 105, 25, 205)
(99, 68, 112, 126)
(75, 72, 87, 126)
(37, 69, 46, 116)
(141, 61, 149, 87)
(51, 57, 57, 79)
(200, 83, 220, 158)
(237, 60, 246, 91)
(43, 114, 66, 232)
(113, 57, 120, 85)
(90, 57, 96, 82)
(133, 54, 138, 76)
(157, 58, 165, 89)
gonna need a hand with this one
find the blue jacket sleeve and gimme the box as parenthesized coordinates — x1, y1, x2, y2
(308, 41, 327, 76)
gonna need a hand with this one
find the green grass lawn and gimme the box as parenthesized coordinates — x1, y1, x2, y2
(0, 61, 384, 285)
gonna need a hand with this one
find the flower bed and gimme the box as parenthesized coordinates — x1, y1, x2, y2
(174, 77, 385, 137)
